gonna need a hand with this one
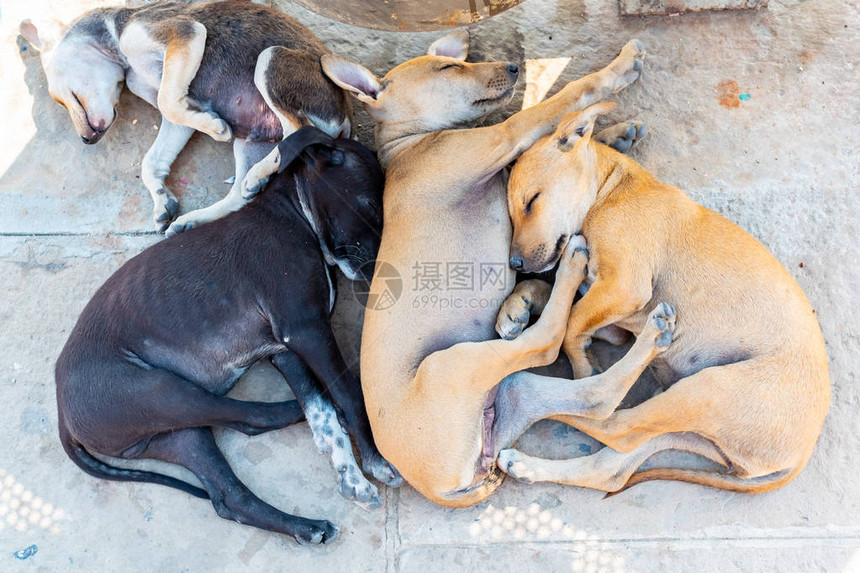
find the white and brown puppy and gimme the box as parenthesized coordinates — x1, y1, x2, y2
(20, 0, 350, 233)
(496, 102, 830, 494)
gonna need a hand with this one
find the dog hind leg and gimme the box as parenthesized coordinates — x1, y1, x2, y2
(78, 368, 306, 447)
(498, 432, 726, 492)
(522, 358, 815, 495)
(155, 19, 232, 141)
(240, 47, 308, 199)
(139, 427, 338, 543)
(491, 302, 674, 452)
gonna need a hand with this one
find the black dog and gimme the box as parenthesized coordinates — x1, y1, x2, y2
(55, 127, 399, 545)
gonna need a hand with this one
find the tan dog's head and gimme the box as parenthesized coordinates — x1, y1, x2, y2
(508, 102, 616, 273)
(321, 30, 519, 136)
(20, 18, 125, 144)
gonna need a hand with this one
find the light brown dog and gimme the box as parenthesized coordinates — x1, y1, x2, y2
(321, 33, 651, 506)
(496, 102, 830, 494)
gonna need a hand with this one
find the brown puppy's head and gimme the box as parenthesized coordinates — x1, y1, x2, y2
(508, 102, 616, 273)
(321, 30, 519, 136)
(20, 17, 125, 145)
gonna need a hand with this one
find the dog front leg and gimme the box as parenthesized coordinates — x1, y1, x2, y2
(275, 331, 402, 490)
(483, 40, 645, 174)
(271, 351, 398, 508)
(594, 121, 648, 153)
(141, 116, 194, 232)
(240, 120, 301, 200)
(564, 276, 652, 378)
(424, 240, 588, 395)
(156, 19, 232, 142)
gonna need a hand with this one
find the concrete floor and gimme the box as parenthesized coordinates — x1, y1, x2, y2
(1, 0, 858, 571)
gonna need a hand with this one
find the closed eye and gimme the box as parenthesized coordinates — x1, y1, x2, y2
(524, 192, 541, 214)
(439, 63, 462, 71)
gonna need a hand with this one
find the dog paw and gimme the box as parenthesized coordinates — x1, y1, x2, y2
(241, 171, 270, 200)
(596, 121, 648, 154)
(609, 39, 646, 92)
(495, 295, 532, 340)
(497, 449, 538, 484)
(337, 464, 382, 510)
(165, 220, 194, 237)
(557, 235, 589, 280)
(165, 212, 201, 238)
(568, 234, 589, 258)
(295, 520, 339, 545)
(643, 302, 676, 349)
(206, 116, 233, 142)
(153, 192, 180, 233)
(362, 452, 403, 488)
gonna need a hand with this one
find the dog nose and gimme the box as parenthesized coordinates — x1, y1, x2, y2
(510, 256, 524, 271)
(81, 135, 93, 144)
(506, 63, 519, 77)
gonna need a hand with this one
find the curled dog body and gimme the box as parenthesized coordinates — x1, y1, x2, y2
(496, 103, 830, 495)
(21, 0, 350, 232)
(322, 32, 648, 506)
(55, 128, 399, 544)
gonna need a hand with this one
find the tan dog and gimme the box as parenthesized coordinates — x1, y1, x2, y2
(496, 102, 830, 494)
(321, 33, 650, 506)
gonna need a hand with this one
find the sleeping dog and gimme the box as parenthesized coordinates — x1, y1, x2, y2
(497, 103, 830, 494)
(54, 127, 400, 545)
(20, 0, 350, 234)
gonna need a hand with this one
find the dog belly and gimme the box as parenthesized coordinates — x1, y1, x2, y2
(611, 302, 755, 388)
(372, 219, 514, 370)
(135, 337, 284, 394)
(187, 3, 337, 142)
(188, 77, 282, 141)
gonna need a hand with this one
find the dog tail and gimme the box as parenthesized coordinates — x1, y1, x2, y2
(605, 466, 798, 498)
(60, 426, 209, 500)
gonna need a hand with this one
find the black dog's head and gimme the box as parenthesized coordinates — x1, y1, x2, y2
(277, 127, 385, 281)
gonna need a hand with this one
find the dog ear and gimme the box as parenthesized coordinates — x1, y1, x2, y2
(555, 102, 617, 152)
(19, 18, 63, 52)
(427, 29, 469, 60)
(277, 126, 335, 174)
(321, 55, 383, 105)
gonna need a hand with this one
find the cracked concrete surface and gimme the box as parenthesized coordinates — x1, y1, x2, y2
(0, 0, 858, 571)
